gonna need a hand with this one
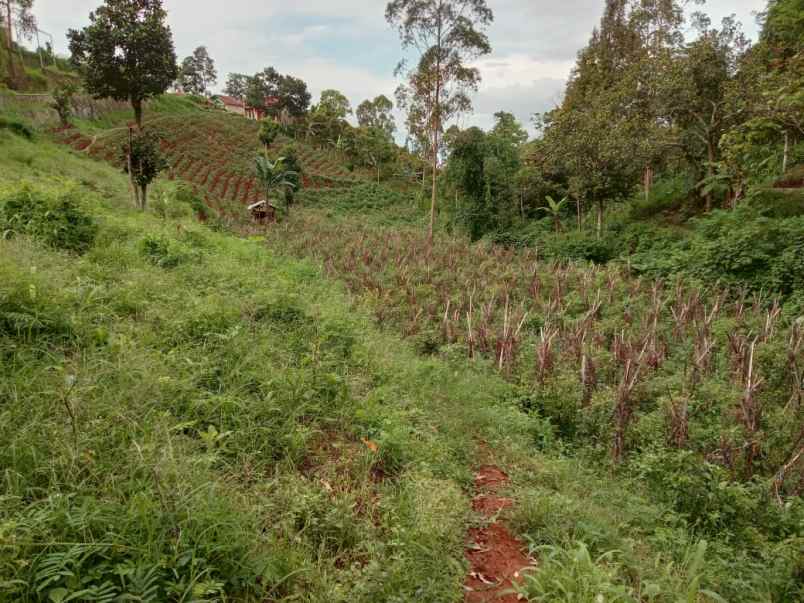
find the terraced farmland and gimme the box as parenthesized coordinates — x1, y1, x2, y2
(52, 109, 366, 211)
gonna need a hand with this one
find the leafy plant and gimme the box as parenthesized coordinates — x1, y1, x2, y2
(254, 156, 297, 216)
(0, 182, 97, 253)
(538, 195, 569, 233)
(51, 83, 78, 127)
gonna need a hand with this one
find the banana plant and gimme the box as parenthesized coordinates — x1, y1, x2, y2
(538, 195, 569, 233)
(254, 156, 298, 216)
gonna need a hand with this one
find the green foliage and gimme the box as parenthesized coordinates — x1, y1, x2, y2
(278, 143, 303, 204)
(254, 155, 297, 215)
(258, 118, 281, 148)
(0, 115, 33, 139)
(0, 182, 97, 253)
(67, 0, 179, 126)
(630, 173, 696, 219)
(356, 95, 395, 138)
(178, 46, 217, 96)
(631, 207, 804, 297)
(746, 187, 804, 218)
(51, 83, 78, 127)
(119, 129, 169, 208)
(516, 542, 635, 601)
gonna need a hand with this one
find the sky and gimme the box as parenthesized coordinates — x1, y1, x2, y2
(29, 0, 766, 135)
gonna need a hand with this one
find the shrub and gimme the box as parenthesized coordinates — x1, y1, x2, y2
(0, 116, 34, 139)
(630, 172, 695, 220)
(634, 449, 763, 537)
(138, 234, 186, 268)
(0, 183, 97, 253)
(745, 187, 804, 218)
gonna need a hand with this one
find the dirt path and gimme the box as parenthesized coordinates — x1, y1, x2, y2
(464, 465, 534, 602)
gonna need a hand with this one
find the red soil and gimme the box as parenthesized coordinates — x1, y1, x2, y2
(465, 465, 533, 602)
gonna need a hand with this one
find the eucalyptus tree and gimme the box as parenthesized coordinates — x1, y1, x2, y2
(2, 0, 36, 80)
(356, 94, 396, 138)
(318, 89, 352, 120)
(68, 0, 178, 128)
(224, 72, 250, 99)
(178, 45, 216, 96)
(386, 0, 494, 245)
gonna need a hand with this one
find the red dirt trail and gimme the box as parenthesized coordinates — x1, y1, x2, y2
(464, 465, 534, 602)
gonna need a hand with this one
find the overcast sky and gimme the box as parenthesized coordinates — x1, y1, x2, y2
(32, 0, 765, 134)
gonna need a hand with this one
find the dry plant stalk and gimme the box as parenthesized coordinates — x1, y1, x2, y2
(666, 397, 689, 449)
(788, 323, 803, 408)
(580, 347, 598, 406)
(496, 297, 528, 374)
(536, 325, 559, 385)
(739, 339, 765, 478)
(612, 344, 648, 464)
(772, 426, 804, 505)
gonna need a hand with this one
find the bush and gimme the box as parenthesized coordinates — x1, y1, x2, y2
(0, 116, 34, 139)
(138, 234, 187, 268)
(630, 173, 695, 220)
(634, 449, 764, 537)
(0, 183, 97, 253)
(629, 207, 804, 297)
(745, 187, 804, 218)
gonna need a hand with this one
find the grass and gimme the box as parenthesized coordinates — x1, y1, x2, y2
(1, 113, 802, 601)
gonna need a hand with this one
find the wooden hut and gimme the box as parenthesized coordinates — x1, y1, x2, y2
(248, 200, 278, 224)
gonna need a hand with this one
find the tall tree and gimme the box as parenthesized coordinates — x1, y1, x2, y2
(317, 89, 352, 120)
(386, 0, 494, 245)
(491, 111, 528, 146)
(356, 94, 396, 137)
(274, 74, 311, 117)
(353, 126, 396, 183)
(2, 0, 36, 81)
(178, 45, 216, 96)
(68, 0, 178, 128)
(663, 15, 748, 210)
(224, 72, 250, 99)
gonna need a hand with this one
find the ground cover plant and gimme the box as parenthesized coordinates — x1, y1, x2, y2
(4, 101, 803, 602)
(268, 187, 804, 601)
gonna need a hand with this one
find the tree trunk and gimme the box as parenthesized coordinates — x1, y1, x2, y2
(596, 199, 603, 240)
(643, 165, 653, 202)
(127, 126, 138, 207)
(5, 0, 15, 81)
(782, 130, 789, 176)
(576, 196, 582, 232)
(520, 189, 525, 220)
(140, 185, 147, 210)
(132, 97, 143, 129)
(705, 139, 715, 212)
(429, 125, 439, 247)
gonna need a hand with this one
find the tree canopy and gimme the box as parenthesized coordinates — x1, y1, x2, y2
(387, 0, 494, 244)
(178, 45, 216, 96)
(68, 0, 178, 128)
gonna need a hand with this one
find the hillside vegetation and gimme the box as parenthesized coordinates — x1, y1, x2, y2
(1, 94, 803, 602)
(1, 0, 803, 600)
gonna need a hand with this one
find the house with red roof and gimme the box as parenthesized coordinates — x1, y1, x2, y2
(215, 95, 282, 121)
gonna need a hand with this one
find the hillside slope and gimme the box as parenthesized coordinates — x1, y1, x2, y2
(1, 115, 802, 601)
(46, 97, 370, 209)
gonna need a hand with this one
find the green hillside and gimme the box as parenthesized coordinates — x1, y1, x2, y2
(1, 92, 803, 602)
(1, 0, 803, 599)
(0, 29, 79, 92)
